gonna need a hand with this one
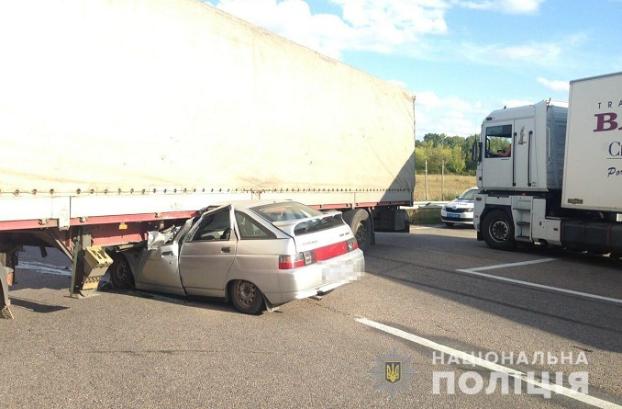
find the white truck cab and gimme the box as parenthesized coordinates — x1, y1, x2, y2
(477, 101, 567, 193)
(473, 72, 622, 255)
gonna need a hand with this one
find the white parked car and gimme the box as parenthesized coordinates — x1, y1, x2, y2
(440, 187, 478, 227)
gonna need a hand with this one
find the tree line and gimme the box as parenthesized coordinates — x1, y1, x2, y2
(415, 133, 479, 175)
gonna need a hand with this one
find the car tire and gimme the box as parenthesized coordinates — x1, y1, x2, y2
(109, 253, 135, 289)
(343, 209, 373, 251)
(445, 222, 454, 227)
(231, 280, 264, 315)
(482, 209, 516, 250)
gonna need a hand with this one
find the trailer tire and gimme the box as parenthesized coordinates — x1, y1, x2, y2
(343, 209, 373, 251)
(230, 280, 264, 315)
(482, 209, 515, 250)
(109, 253, 135, 290)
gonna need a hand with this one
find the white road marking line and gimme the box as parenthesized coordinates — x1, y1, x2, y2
(456, 259, 622, 305)
(17, 261, 72, 276)
(411, 224, 445, 230)
(356, 317, 622, 409)
(466, 258, 556, 272)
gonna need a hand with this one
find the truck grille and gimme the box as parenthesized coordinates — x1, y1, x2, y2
(446, 207, 469, 213)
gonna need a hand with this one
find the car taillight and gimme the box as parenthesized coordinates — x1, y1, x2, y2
(280, 239, 359, 269)
(347, 238, 358, 251)
(278, 252, 315, 269)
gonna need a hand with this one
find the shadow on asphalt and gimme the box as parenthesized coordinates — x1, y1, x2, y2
(366, 230, 622, 353)
(8, 268, 240, 316)
(9, 297, 70, 313)
(101, 287, 241, 315)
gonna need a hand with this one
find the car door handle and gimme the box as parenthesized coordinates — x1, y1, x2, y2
(221, 246, 231, 254)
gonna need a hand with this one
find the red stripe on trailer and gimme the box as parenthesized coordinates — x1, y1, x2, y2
(0, 210, 197, 232)
(91, 232, 146, 247)
(70, 210, 198, 226)
(308, 201, 410, 211)
(86, 223, 148, 247)
(0, 219, 58, 231)
(309, 203, 354, 210)
(354, 201, 410, 208)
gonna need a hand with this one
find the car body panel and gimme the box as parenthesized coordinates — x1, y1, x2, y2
(441, 187, 478, 225)
(132, 200, 364, 308)
(227, 238, 292, 304)
(291, 223, 354, 253)
(270, 249, 364, 304)
(138, 244, 186, 295)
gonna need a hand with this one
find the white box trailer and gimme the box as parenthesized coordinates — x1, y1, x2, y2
(0, 0, 415, 316)
(562, 73, 622, 213)
(472, 72, 622, 254)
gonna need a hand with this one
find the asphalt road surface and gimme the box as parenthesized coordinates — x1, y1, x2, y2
(1, 226, 621, 408)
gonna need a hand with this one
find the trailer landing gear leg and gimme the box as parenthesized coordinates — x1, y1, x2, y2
(1, 266, 14, 319)
(70, 232, 113, 298)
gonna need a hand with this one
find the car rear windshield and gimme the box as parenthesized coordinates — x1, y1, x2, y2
(293, 214, 345, 235)
(253, 202, 322, 222)
(252, 202, 345, 235)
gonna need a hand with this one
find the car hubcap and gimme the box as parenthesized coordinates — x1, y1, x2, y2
(236, 281, 256, 306)
(490, 220, 510, 242)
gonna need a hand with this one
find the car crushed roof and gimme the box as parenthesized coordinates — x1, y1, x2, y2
(200, 199, 299, 213)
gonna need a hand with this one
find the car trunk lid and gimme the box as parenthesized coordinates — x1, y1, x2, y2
(272, 212, 355, 254)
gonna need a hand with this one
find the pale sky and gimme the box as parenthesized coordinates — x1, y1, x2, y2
(204, 0, 622, 137)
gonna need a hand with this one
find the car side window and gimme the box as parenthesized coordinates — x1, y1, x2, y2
(192, 209, 231, 242)
(235, 211, 275, 240)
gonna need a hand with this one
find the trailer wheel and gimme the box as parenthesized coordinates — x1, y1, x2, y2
(230, 280, 264, 315)
(343, 209, 373, 251)
(482, 209, 515, 250)
(109, 253, 135, 290)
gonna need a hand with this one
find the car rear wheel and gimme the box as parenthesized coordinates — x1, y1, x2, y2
(343, 209, 372, 251)
(482, 209, 515, 250)
(109, 253, 135, 289)
(231, 280, 264, 315)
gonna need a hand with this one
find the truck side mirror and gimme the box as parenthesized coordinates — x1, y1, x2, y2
(471, 141, 481, 162)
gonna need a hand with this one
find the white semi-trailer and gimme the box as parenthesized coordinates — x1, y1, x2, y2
(474, 72, 622, 255)
(0, 0, 415, 318)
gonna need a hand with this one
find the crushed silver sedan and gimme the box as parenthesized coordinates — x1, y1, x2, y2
(109, 201, 365, 314)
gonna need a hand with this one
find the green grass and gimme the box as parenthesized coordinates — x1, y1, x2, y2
(415, 174, 476, 202)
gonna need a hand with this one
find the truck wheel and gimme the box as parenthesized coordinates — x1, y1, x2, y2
(230, 280, 264, 315)
(343, 209, 373, 251)
(482, 209, 515, 250)
(109, 253, 135, 289)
